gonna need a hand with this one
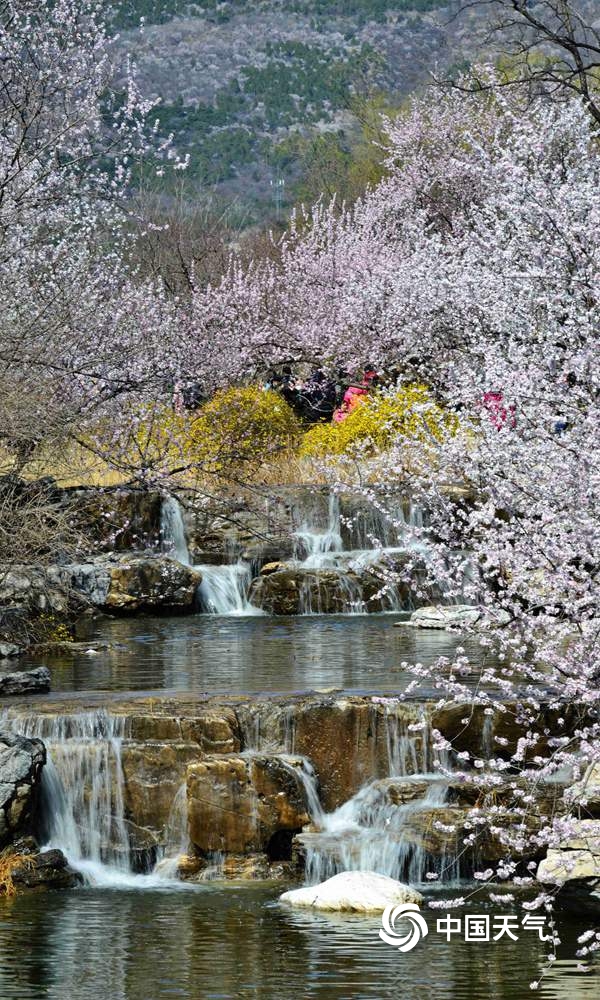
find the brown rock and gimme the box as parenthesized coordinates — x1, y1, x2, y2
(187, 753, 310, 856)
(121, 741, 200, 839)
(10, 848, 82, 891)
(289, 699, 424, 811)
(128, 708, 240, 753)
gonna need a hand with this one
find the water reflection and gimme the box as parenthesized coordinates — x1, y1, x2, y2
(22, 615, 496, 696)
(0, 887, 596, 1000)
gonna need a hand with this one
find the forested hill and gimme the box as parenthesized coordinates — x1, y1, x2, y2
(109, 1, 472, 224)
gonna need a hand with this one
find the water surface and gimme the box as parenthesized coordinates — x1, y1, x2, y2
(22, 614, 496, 697)
(0, 885, 595, 1000)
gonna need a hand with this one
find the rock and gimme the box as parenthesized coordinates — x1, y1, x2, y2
(249, 565, 417, 615)
(565, 763, 600, 817)
(102, 556, 202, 611)
(0, 731, 45, 847)
(537, 820, 600, 913)
(235, 696, 427, 812)
(0, 643, 21, 658)
(120, 741, 200, 843)
(179, 851, 298, 882)
(249, 568, 350, 615)
(285, 699, 425, 812)
(537, 820, 600, 885)
(404, 605, 510, 629)
(279, 871, 423, 912)
(0, 565, 69, 614)
(0, 555, 202, 616)
(128, 708, 240, 753)
(259, 561, 287, 576)
(69, 487, 164, 553)
(9, 848, 82, 891)
(57, 561, 112, 606)
(0, 666, 51, 697)
(187, 753, 310, 856)
(538, 849, 600, 884)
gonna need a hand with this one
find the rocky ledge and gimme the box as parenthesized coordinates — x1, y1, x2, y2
(3, 692, 596, 893)
(0, 666, 51, 697)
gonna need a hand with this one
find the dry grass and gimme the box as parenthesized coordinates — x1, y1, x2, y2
(0, 850, 31, 897)
(3, 440, 129, 489)
(1, 431, 418, 493)
(2, 438, 329, 491)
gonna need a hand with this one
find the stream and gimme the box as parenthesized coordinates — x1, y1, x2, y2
(1, 494, 592, 999)
(19, 613, 493, 695)
(0, 884, 596, 1000)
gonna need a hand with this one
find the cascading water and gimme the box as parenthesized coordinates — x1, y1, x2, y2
(13, 711, 189, 889)
(196, 562, 264, 616)
(154, 783, 190, 879)
(280, 754, 324, 828)
(161, 495, 263, 615)
(160, 490, 443, 616)
(280, 703, 460, 886)
(236, 700, 461, 887)
(302, 776, 459, 886)
(294, 493, 344, 569)
(292, 493, 415, 614)
(160, 495, 191, 565)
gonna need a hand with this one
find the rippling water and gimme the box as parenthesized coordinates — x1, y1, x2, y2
(0, 885, 596, 1000)
(22, 614, 496, 696)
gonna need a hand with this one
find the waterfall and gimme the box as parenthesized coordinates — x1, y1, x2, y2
(196, 562, 264, 616)
(280, 754, 324, 827)
(302, 777, 460, 886)
(297, 707, 460, 886)
(160, 494, 191, 565)
(13, 711, 188, 889)
(294, 493, 344, 569)
(160, 494, 263, 615)
(292, 493, 409, 614)
(159, 489, 438, 616)
(153, 783, 190, 879)
(384, 712, 423, 777)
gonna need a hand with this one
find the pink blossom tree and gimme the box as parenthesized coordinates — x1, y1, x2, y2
(0, 0, 185, 477)
(191, 82, 600, 965)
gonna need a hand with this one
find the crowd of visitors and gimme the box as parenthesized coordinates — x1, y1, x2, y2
(266, 365, 381, 424)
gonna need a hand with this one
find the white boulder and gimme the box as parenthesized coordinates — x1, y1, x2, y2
(279, 871, 423, 913)
(402, 605, 510, 630)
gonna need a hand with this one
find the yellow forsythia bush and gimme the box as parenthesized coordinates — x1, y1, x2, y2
(300, 384, 455, 458)
(94, 388, 301, 478)
(186, 386, 302, 470)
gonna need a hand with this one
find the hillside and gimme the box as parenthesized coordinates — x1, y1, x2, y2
(110, 1, 474, 223)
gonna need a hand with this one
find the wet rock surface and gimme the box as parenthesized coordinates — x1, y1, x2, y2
(0, 666, 50, 697)
(0, 731, 45, 847)
(249, 566, 402, 615)
(2, 691, 592, 887)
(120, 741, 200, 846)
(9, 847, 82, 891)
(187, 753, 310, 856)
